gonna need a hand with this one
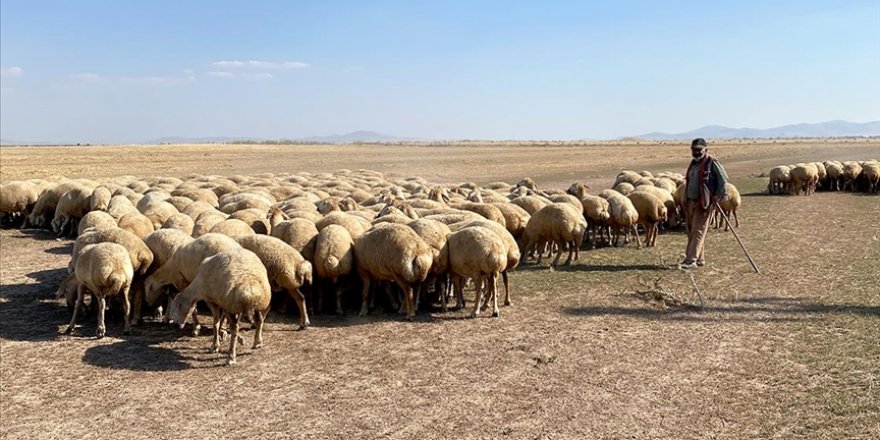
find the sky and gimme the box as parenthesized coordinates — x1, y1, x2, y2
(1, 0, 879, 143)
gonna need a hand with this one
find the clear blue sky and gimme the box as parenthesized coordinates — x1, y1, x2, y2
(1, 0, 879, 143)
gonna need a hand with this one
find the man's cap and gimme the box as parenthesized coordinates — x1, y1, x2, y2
(691, 138, 708, 149)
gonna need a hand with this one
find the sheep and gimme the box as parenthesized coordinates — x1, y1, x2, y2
(313, 224, 355, 315)
(0, 181, 42, 227)
(107, 195, 139, 220)
(443, 226, 507, 318)
(451, 219, 520, 308)
(145, 233, 242, 331)
(26, 181, 84, 229)
(77, 210, 117, 235)
(613, 182, 635, 195)
(790, 164, 819, 195)
(353, 223, 433, 319)
(236, 234, 313, 329)
(181, 200, 220, 219)
(489, 202, 531, 240)
(143, 229, 194, 272)
(227, 208, 271, 235)
(627, 192, 667, 247)
(52, 185, 93, 237)
(139, 199, 180, 229)
(116, 212, 156, 239)
(165, 196, 195, 211)
(823, 162, 844, 191)
(713, 183, 742, 230)
(210, 218, 257, 237)
(170, 248, 271, 366)
(549, 194, 584, 213)
(270, 218, 319, 261)
(64, 243, 134, 338)
(632, 185, 677, 227)
(515, 177, 538, 191)
(580, 195, 611, 247)
(768, 166, 791, 194)
(510, 195, 549, 215)
(606, 193, 641, 248)
(192, 210, 228, 238)
(69, 227, 154, 276)
(314, 211, 369, 239)
(843, 162, 864, 192)
(161, 213, 195, 235)
(519, 203, 587, 268)
(861, 161, 880, 194)
(566, 182, 591, 200)
(89, 186, 112, 212)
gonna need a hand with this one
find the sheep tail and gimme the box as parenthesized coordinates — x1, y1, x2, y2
(326, 256, 340, 271)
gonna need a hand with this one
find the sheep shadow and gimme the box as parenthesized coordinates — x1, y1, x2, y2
(562, 296, 880, 323)
(82, 338, 192, 371)
(45, 243, 74, 255)
(0, 268, 70, 342)
(517, 263, 671, 273)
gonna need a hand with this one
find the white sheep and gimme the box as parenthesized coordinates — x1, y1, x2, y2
(170, 248, 271, 366)
(353, 223, 434, 319)
(443, 226, 507, 318)
(519, 203, 586, 268)
(64, 243, 134, 338)
(236, 234, 313, 329)
(313, 224, 355, 315)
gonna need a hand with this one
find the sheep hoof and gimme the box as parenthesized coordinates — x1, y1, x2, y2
(63, 326, 75, 335)
(297, 324, 308, 331)
(492, 311, 500, 318)
(358, 310, 368, 317)
(123, 328, 131, 336)
(252, 342, 262, 349)
(96, 329, 105, 339)
(191, 325, 201, 337)
(504, 300, 511, 306)
(226, 359, 236, 367)
(209, 346, 219, 354)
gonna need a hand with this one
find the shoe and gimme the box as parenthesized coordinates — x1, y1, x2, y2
(679, 261, 698, 269)
(696, 260, 705, 267)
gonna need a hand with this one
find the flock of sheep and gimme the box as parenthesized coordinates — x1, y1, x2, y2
(768, 160, 880, 195)
(2, 169, 731, 365)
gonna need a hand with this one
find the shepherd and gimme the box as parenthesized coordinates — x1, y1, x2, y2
(680, 138, 729, 269)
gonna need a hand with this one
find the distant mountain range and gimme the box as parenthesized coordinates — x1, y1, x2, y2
(636, 120, 880, 140)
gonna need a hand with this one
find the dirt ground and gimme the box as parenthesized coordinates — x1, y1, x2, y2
(1, 140, 879, 439)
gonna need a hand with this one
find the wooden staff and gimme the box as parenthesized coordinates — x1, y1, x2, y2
(714, 201, 760, 273)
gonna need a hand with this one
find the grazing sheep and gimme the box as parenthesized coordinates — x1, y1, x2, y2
(89, 186, 112, 212)
(236, 235, 313, 329)
(613, 182, 635, 195)
(315, 211, 369, 239)
(452, 219, 520, 307)
(77, 210, 117, 235)
(52, 185, 93, 237)
(27, 181, 84, 229)
(489, 202, 531, 240)
(566, 182, 591, 200)
(444, 226, 507, 318)
(116, 212, 156, 239)
(161, 213, 195, 235)
(632, 185, 677, 227)
(313, 224, 356, 315)
(170, 248, 271, 366)
(714, 183, 742, 230)
(790, 164, 819, 196)
(69, 227, 154, 276)
(515, 177, 538, 191)
(139, 200, 180, 229)
(270, 218, 319, 261)
(606, 193, 641, 248)
(627, 192, 667, 247)
(861, 162, 880, 194)
(143, 229, 194, 273)
(228, 208, 271, 234)
(210, 218, 257, 237)
(549, 194, 584, 213)
(519, 203, 586, 268)
(192, 210, 228, 238)
(823, 162, 844, 192)
(580, 195, 611, 247)
(510, 195, 549, 215)
(165, 196, 195, 211)
(0, 181, 43, 227)
(64, 243, 134, 338)
(353, 224, 433, 319)
(106, 195, 139, 220)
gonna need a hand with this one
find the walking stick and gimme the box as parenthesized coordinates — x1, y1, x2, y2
(714, 201, 759, 273)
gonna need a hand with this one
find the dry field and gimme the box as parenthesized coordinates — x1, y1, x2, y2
(1, 140, 879, 439)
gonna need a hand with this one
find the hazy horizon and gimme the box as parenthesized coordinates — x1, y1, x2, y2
(2, 1, 879, 143)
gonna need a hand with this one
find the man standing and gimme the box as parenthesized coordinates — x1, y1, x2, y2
(680, 138, 728, 269)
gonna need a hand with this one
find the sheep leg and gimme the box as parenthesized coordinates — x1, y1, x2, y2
(502, 271, 511, 306)
(190, 310, 201, 336)
(129, 280, 144, 327)
(227, 313, 240, 366)
(734, 210, 739, 228)
(95, 295, 107, 339)
(400, 283, 415, 321)
(291, 288, 310, 329)
(121, 283, 132, 335)
(358, 278, 371, 317)
(550, 241, 564, 268)
(453, 277, 465, 309)
(470, 276, 484, 318)
(631, 225, 642, 249)
(252, 308, 266, 349)
(335, 284, 345, 316)
(209, 306, 222, 353)
(64, 284, 86, 335)
(564, 240, 575, 265)
(489, 273, 500, 318)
